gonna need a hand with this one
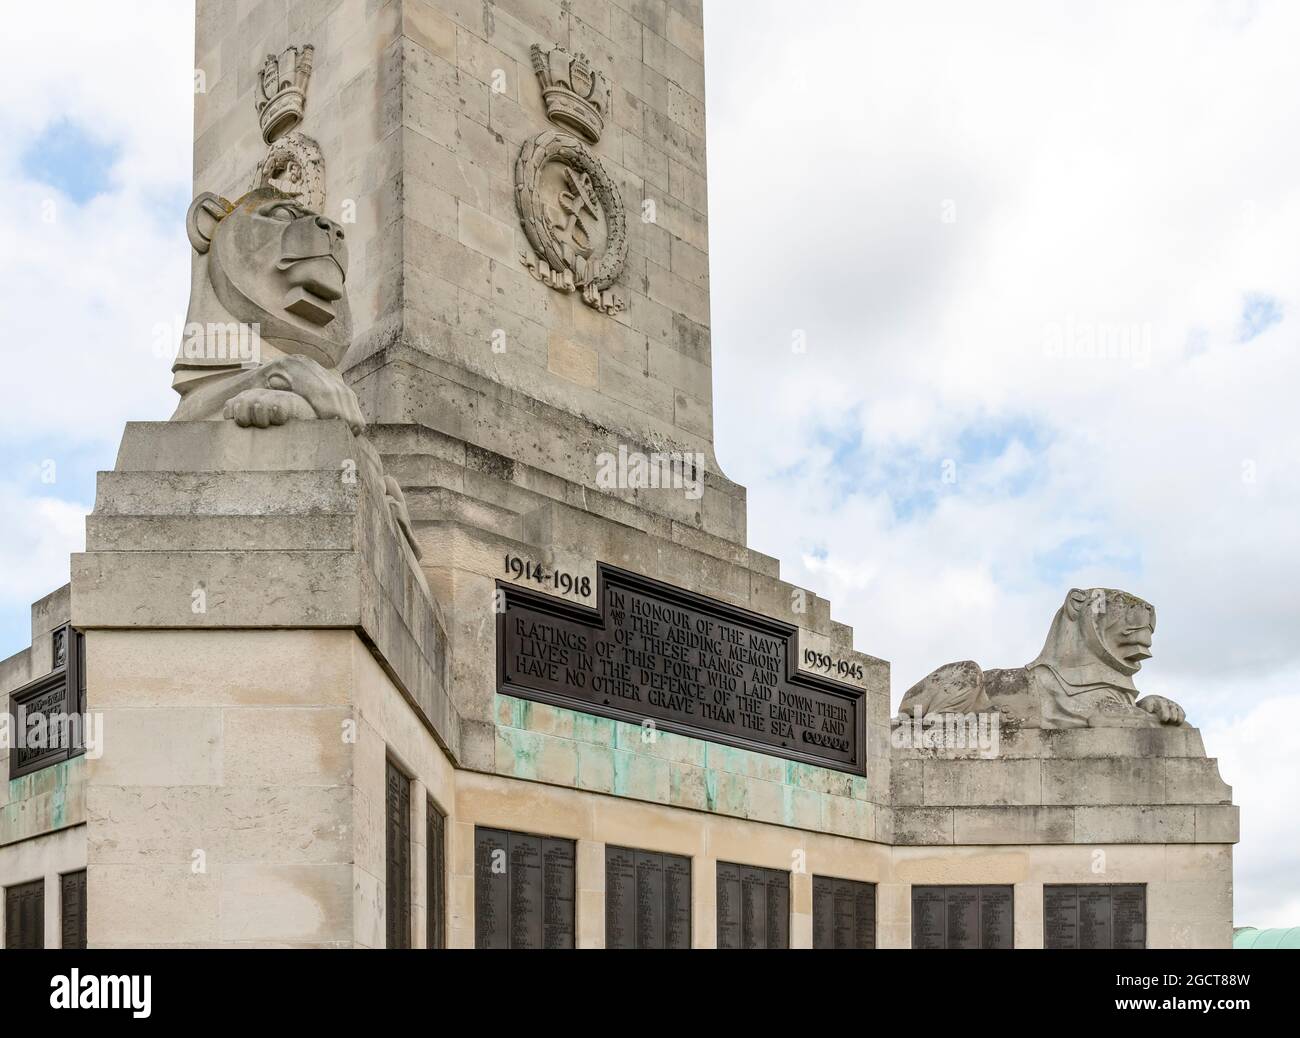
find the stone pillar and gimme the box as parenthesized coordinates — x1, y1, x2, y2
(193, 1, 724, 487)
(575, 837, 605, 949)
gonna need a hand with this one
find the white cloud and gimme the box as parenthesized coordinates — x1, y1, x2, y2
(0, 1, 194, 449)
(706, 0, 1300, 704)
(0, 484, 87, 612)
(707, 0, 1300, 923)
(0, 2, 194, 653)
(0, 2, 195, 188)
(1204, 691, 1300, 928)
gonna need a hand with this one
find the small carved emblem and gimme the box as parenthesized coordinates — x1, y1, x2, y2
(254, 132, 326, 213)
(515, 130, 628, 314)
(52, 626, 66, 670)
(256, 44, 314, 144)
(251, 43, 324, 211)
(529, 43, 611, 144)
(516, 44, 626, 316)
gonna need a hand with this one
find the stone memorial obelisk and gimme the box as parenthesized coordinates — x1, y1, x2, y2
(0, 0, 1231, 949)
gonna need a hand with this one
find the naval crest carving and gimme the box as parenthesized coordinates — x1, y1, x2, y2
(516, 45, 627, 315)
(256, 44, 314, 144)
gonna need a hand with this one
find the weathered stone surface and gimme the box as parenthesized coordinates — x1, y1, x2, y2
(1165, 757, 1234, 804)
(893, 807, 955, 845)
(952, 806, 1075, 846)
(1042, 758, 1165, 806)
(1195, 804, 1241, 843)
(923, 759, 1042, 807)
(1074, 805, 1196, 843)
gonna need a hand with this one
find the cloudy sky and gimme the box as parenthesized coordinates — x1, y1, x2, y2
(1, 1, 1296, 927)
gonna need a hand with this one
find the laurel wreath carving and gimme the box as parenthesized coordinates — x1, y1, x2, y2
(515, 129, 628, 293)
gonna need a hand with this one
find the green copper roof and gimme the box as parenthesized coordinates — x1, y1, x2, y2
(1233, 927, 1300, 949)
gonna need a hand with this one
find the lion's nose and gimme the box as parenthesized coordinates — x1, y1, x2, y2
(313, 215, 344, 239)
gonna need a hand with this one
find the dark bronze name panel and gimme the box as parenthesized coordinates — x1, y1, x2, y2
(813, 876, 877, 949)
(605, 846, 692, 949)
(912, 885, 1014, 949)
(497, 564, 866, 773)
(717, 862, 790, 949)
(1044, 884, 1146, 949)
(474, 827, 575, 949)
(4, 879, 44, 950)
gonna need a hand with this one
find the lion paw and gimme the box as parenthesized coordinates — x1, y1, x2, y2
(261, 355, 366, 435)
(1136, 695, 1186, 726)
(222, 388, 316, 428)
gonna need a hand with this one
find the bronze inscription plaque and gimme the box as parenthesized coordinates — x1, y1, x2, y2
(474, 827, 575, 949)
(498, 564, 865, 773)
(1044, 884, 1146, 949)
(812, 876, 877, 949)
(716, 862, 790, 949)
(912, 885, 1014, 949)
(605, 845, 691, 949)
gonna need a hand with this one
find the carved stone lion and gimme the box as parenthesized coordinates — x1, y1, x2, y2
(170, 186, 362, 431)
(168, 185, 422, 564)
(897, 588, 1188, 728)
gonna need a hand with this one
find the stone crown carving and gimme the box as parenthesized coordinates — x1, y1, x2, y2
(530, 43, 611, 144)
(256, 44, 315, 144)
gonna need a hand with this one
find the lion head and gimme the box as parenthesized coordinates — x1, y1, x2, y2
(1029, 587, 1156, 694)
(172, 186, 352, 390)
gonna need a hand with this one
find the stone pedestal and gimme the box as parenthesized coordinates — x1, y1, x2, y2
(70, 421, 456, 946)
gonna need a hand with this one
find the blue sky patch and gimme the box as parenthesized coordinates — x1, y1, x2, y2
(1033, 535, 1142, 586)
(806, 410, 1050, 520)
(20, 120, 120, 205)
(1237, 293, 1282, 343)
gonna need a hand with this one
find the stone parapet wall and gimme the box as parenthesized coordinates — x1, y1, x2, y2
(892, 725, 1238, 846)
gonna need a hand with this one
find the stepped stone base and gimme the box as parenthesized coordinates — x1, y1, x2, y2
(7, 421, 1226, 946)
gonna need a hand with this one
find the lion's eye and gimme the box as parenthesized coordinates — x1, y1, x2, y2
(266, 204, 299, 221)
